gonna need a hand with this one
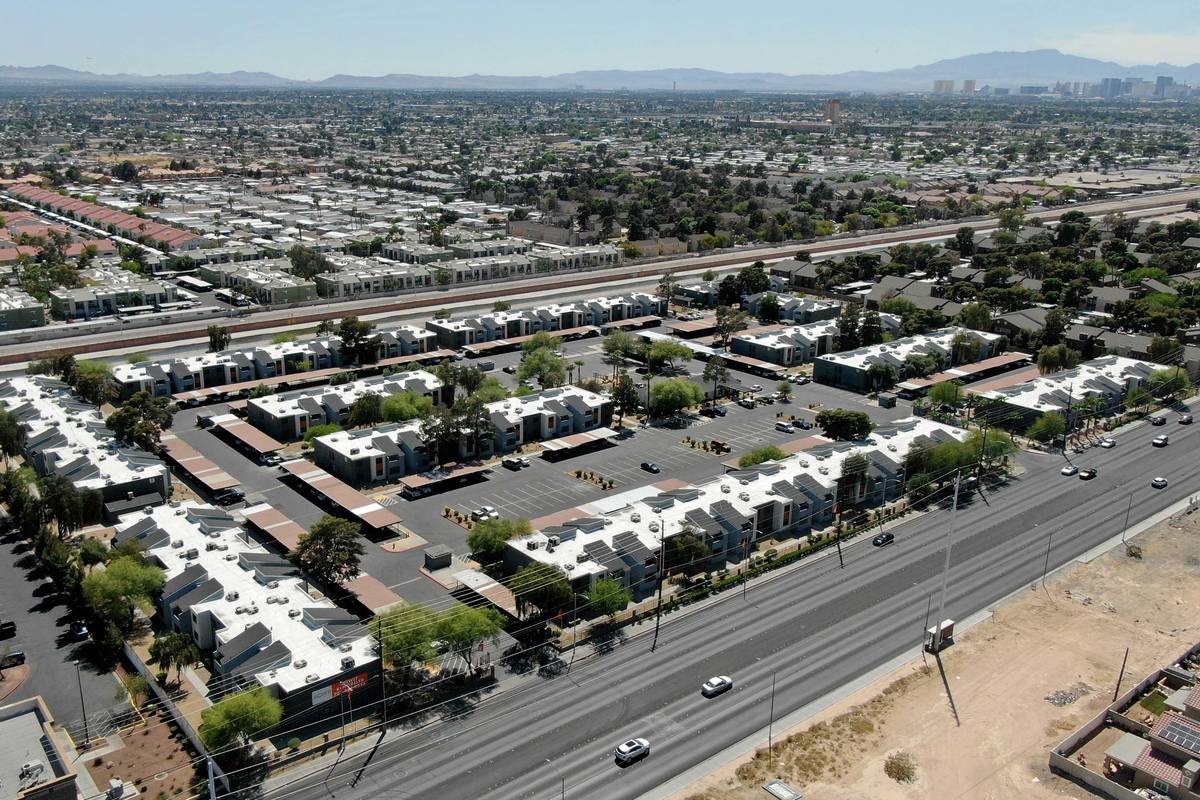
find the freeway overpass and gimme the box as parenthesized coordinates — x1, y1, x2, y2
(258, 404, 1200, 800)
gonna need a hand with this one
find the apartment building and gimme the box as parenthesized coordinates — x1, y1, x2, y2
(0, 376, 170, 515)
(312, 421, 429, 486)
(246, 371, 444, 441)
(527, 244, 623, 272)
(742, 294, 842, 324)
(0, 287, 46, 330)
(731, 314, 901, 367)
(505, 417, 966, 599)
(448, 238, 529, 259)
(0, 697, 78, 800)
(49, 278, 178, 321)
(314, 260, 434, 299)
(380, 242, 454, 264)
(813, 327, 1004, 391)
(198, 260, 317, 304)
(978, 355, 1163, 428)
(114, 503, 378, 719)
(484, 386, 612, 455)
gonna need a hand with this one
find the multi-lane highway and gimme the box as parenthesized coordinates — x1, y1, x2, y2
(261, 408, 1199, 800)
(3, 187, 1199, 366)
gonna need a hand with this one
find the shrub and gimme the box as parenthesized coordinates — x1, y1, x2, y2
(287, 736, 302, 750)
(883, 751, 917, 783)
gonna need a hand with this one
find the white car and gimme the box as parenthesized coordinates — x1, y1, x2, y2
(1060, 464, 1079, 476)
(701, 675, 734, 697)
(471, 505, 499, 521)
(750, 384, 763, 393)
(1099, 438, 1116, 449)
(1151, 477, 1169, 489)
(1152, 435, 1169, 447)
(614, 737, 650, 764)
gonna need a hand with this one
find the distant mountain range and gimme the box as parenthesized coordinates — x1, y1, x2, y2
(3, 50, 1199, 92)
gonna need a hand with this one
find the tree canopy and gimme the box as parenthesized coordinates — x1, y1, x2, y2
(290, 515, 365, 587)
(815, 408, 874, 441)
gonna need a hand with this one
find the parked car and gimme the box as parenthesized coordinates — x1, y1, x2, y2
(502, 364, 518, 374)
(1151, 476, 1169, 489)
(69, 621, 89, 641)
(701, 675, 734, 697)
(795, 376, 811, 385)
(213, 488, 245, 505)
(1078, 468, 1098, 480)
(501, 457, 531, 470)
(614, 738, 650, 764)
(872, 532, 895, 547)
(794, 418, 812, 430)
(1151, 416, 1167, 426)
(1060, 464, 1079, 476)
(738, 398, 756, 410)
(477, 361, 495, 372)
(712, 405, 726, 417)
(0, 620, 15, 639)
(1153, 435, 1170, 447)
(774, 421, 795, 434)
(758, 395, 775, 405)
(750, 384, 763, 393)
(470, 505, 499, 521)
(258, 453, 283, 467)
(0, 650, 25, 668)
(640, 461, 661, 474)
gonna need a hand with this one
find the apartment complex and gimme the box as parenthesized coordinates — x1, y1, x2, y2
(197, 259, 317, 304)
(0, 287, 46, 330)
(0, 376, 170, 516)
(505, 417, 966, 598)
(731, 313, 901, 367)
(49, 275, 179, 321)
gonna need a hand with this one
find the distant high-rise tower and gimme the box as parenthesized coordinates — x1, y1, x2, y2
(1155, 75, 1174, 98)
(824, 98, 842, 126)
(933, 80, 955, 94)
(961, 79, 977, 95)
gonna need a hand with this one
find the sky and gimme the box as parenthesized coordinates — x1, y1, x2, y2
(4, 0, 1199, 79)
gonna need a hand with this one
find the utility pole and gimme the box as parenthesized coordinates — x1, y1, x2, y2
(74, 661, 90, 748)
(1113, 646, 1130, 701)
(934, 471, 962, 650)
(1121, 492, 1134, 545)
(1041, 527, 1054, 589)
(206, 758, 217, 800)
(375, 623, 387, 726)
(1062, 382, 1075, 454)
(568, 592, 580, 672)
(651, 532, 665, 652)
(767, 670, 777, 773)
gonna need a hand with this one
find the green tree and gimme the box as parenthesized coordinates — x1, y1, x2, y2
(1026, 412, 1066, 443)
(149, 632, 200, 684)
(776, 380, 793, 401)
(337, 316, 381, 364)
(953, 226, 976, 256)
(82, 556, 165, 633)
(928, 381, 963, 408)
(610, 370, 640, 423)
(72, 360, 119, 407)
(40, 474, 88, 538)
(702, 359, 729, 407)
(656, 271, 680, 312)
(467, 517, 531, 560)
(835, 304, 862, 351)
(290, 515, 365, 587)
(0, 409, 26, 464)
(507, 562, 572, 617)
(199, 688, 282, 750)
(601, 331, 638, 376)
(1036, 344, 1081, 375)
(207, 324, 231, 353)
(1148, 368, 1188, 400)
(382, 391, 434, 422)
(866, 362, 899, 391)
(303, 422, 343, 443)
(286, 245, 333, 280)
(860, 310, 885, 346)
(455, 395, 491, 458)
(106, 391, 175, 451)
(713, 305, 748, 350)
(650, 377, 703, 416)
(837, 452, 870, 503)
(815, 408, 874, 441)
(756, 293, 780, 323)
(643, 340, 692, 372)
(664, 530, 710, 574)
(469, 376, 509, 403)
(521, 331, 562, 355)
(436, 605, 505, 671)
(518, 348, 568, 388)
(418, 407, 457, 465)
(956, 302, 992, 332)
(348, 392, 384, 427)
(588, 578, 631, 620)
(372, 603, 439, 685)
(738, 445, 787, 467)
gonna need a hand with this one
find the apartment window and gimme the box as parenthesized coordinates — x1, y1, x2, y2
(1153, 779, 1169, 793)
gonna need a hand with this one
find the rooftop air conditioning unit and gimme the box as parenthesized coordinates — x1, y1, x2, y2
(526, 540, 539, 550)
(293, 659, 307, 669)
(818, 465, 829, 475)
(341, 656, 355, 669)
(631, 513, 641, 523)
(268, 581, 280, 589)
(649, 522, 660, 533)
(171, 539, 184, 548)
(224, 553, 238, 561)
(338, 643, 352, 653)
(175, 507, 187, 515)
(721, 484, 731, 494)
(265, 596, 277, 604)
(184, 548, 199, 559)
(234, 606, 245, 615)
(576, 552, 588, 564)
(306, 673, 319, 683)
(288, 608, 302, 618)
(564, 563, 575, 571)
(277, 597, 289, 605)
(226, 591, 239, 601)
(547, 535, 560, 547)
(799, 459, 809, 467)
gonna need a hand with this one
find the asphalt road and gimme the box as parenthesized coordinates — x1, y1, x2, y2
(266, 408, 1200, 800)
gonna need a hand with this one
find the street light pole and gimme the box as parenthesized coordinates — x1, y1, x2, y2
(544, 758, 565, 800)
(1121, 491, 1134, 545)
(651, 530, 665, 652)
(934, 471, 962, 649)
(74, 661, 90, 748)
(767, 670, 777, 773)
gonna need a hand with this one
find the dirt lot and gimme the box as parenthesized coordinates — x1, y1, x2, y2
(678, 509, 1200, 800)
(86, 710, 200, 800)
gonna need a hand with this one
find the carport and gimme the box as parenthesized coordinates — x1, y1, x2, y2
(159, 432, 240, 492)
(172, 367, 343, 405)
(454, 568, 520, 618)
(398, 462, 491, 495)
(242, 502, 307, 551)
(718, 352, 786, 379)
(462, 325, 600, 356)
(343, 574, 404, 615)
(213, 416, 284, 455)
(374, 348, 456, 369)
(539, 427, 620, 458)
(280, 460, 402, 532)
(600, 315, 662, 333)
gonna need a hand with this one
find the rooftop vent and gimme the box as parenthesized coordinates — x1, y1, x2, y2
(288, 608, 302, 618)
(293, 659, 307, 669)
